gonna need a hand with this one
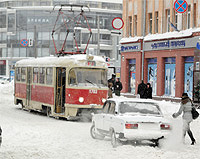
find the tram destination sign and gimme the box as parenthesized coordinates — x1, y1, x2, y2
(145, 36, 200, 51)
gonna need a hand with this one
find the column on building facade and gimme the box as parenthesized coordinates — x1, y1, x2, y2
(137, 0, 143, 36)
(175, 55, 184, 97)
(121, 54, 129, 92)
(157, 56, 165, 96)
(158, 0, 164, 34)
(152, 0, 155, 34)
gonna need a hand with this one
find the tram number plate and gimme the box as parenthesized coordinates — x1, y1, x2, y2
(89, 89, 98, 94)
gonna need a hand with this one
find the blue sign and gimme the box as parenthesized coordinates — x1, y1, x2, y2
(151, 40, 185, 49)
(196, 41, 200, 50)
(174, 0, 188, 14)
(121, 45, 139, 52)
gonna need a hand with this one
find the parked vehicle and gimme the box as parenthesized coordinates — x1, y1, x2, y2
(90, 98, 171, 147)
(0, 76, 10, 84)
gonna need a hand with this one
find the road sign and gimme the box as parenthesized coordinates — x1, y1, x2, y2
(20, 39, 29, 47)
(112, 17, 124, 30)
(174, 0, 188, 13)
(196, 41, 200, 50)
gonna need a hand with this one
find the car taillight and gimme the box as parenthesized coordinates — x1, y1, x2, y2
(160, 124, 171, 130)
(125, 123, 138, 129)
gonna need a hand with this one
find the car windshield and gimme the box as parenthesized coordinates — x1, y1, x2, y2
(119, 101, 161, 115)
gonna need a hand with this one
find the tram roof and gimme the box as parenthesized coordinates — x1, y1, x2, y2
(15, 54, 107, 68)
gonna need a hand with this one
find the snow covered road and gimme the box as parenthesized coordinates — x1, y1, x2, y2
(0, 83, 200, 159)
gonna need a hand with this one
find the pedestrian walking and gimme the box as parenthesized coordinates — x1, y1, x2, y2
(114, 78, 123, 96)
(145, 83, 152, 99)
(172, 93, 196, 145)
(108, 82, 113, 98)
(137, 80, 147, 99)
(108, 74, 116, 92)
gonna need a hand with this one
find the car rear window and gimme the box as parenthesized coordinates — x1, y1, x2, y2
(119, 102, 161, 115)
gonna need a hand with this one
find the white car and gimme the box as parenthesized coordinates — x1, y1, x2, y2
(0, 76, 10, 84)
(90, 98, 171, 147)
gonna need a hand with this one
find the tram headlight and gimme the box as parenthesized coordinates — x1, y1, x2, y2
(79, 97, 84, 103)
(102, 98, 106, 103)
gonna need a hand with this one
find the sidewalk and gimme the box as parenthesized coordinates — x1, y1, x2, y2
(121, 93, 181, 103)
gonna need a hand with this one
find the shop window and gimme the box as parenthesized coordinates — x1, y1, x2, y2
(39, 67, 45, 84)
(129, 59, 136, 94)
(21, 67, 26, 82)
(33, 67, 39, 83)
(184, 57, 194, 98)
(46, 67, 53, 85)
(147, 58, 157, 96)
(164, 58, 176, 96)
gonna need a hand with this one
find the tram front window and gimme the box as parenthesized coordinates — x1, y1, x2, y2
(69, 68, 107, 87)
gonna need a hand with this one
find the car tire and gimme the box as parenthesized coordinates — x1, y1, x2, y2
(111, 130, 118, 148)
(90, 124, 98, 139)
(90, 124, 105, 140)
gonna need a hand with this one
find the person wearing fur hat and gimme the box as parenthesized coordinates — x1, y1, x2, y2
(172, 93, 196, 145)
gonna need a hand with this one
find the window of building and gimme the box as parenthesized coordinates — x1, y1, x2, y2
(134, 15, 137, 36)
(0, 11, 6, 28)
(155, 12, 159, 33)
(21, 67, 26, 82)
(46, 67, 53, 85)
(174, 11, 178, 28)
(39, 67, 45, 84)
(129, 16, 132, 36)
(148, 13, 152, 34)
(166, 9, 170, 32)
(187, 5, 191, 29)
(33, 67, 39, 83)
(194, 3, 197, 27)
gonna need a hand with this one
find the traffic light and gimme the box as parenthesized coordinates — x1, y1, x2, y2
(29, 39, 33, 47)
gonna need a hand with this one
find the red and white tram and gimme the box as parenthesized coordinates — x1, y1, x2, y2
(14, 54, 108, 119)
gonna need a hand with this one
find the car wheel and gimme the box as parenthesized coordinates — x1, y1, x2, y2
(90, 124, 105, 140)
(111, 130, 118, 148)
(90, 124, 97, 139)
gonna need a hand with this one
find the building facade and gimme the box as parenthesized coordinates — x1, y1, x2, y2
(121, 0, 200, 99)
(0, 0, 122, 77)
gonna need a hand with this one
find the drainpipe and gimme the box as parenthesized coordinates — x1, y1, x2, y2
(142, 0, 146, 81)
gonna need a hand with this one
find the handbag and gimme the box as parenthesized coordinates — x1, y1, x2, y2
(191, 107, 199, 120)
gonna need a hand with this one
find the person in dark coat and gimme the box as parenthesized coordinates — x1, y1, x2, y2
(108, 74, 116, 92)
(114, 78, 123, 96)
(145, 83, 152, 99)
(137, 80, 147, 98)
(172, 93, 196, 145)
(108, 82, 113, 98)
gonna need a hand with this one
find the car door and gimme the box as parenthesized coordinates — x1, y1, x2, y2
(95, 101, 110, 131)
(103, 101, 116, 132)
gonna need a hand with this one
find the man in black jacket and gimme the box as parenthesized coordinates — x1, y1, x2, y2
(114, 78, 123, 96)
(137, 80, 147, 98)
(145, 83, 152, 99)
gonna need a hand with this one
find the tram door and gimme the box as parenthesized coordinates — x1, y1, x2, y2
(55, 68, 66, 113)
(26, 67, 31, 106)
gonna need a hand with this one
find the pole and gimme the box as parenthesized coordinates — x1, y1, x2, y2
(97, 15, 100, 55)
(142, 0, 146, 81)
(34, 25, 37, 58)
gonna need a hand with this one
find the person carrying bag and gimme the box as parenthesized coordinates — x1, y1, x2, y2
(172, 93, 196, 145)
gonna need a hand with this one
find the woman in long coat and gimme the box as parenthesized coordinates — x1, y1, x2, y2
(172, 93, 196, 145)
